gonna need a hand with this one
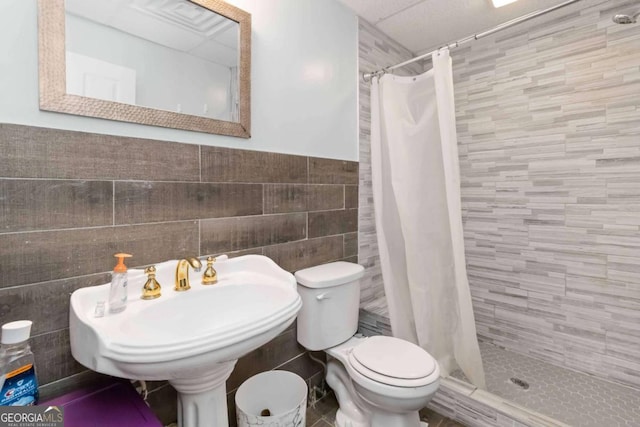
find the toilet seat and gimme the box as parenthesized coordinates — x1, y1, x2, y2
(347, 336, 437, 387)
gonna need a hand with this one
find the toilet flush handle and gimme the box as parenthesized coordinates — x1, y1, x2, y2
(316, 292, 331, 301)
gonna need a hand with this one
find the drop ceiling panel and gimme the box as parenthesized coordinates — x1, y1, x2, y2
(190, 39, 238, 66)
(340, 0, 425, 24)
(339, 0, 579, 54)
(212, 24, 240, 50)
(66, 0, 238, 66)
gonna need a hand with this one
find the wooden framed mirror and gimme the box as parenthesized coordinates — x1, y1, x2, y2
(37, 0, 251, 138)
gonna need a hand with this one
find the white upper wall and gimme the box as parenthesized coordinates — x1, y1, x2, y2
(0, 0, 359, 160)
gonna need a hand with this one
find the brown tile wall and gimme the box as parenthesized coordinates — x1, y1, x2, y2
(0, 123, 358, 425)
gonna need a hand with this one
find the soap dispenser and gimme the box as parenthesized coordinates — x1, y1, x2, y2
(109, 253, 132, 314)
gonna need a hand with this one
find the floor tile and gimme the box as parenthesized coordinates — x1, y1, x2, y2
(450, 341, 640, 427)
(306, 391, 462, 426)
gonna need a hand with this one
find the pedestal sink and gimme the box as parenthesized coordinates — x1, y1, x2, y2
(69, 255, 302, 427)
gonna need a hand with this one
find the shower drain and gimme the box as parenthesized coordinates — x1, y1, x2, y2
(509, 377, 530, 390)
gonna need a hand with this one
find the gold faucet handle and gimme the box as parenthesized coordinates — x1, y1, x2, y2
(202, 256, 218, 285)
(141, 266, 162, 300)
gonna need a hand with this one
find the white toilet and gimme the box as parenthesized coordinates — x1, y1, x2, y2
(296, 262, 440, 427)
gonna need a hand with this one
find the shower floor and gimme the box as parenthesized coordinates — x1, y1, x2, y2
(450, 341, 640, 426)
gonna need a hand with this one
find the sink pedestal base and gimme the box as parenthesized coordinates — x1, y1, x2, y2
(171, 361, 237, 427)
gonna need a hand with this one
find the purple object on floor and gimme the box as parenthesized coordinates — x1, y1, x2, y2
(42, 380, 163, 427)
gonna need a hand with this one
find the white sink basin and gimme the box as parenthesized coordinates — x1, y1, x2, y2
(69, 254, 302, 427)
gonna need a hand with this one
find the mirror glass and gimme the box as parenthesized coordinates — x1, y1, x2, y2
(38, 0, 251, 138)
(65, 0, 239, 121)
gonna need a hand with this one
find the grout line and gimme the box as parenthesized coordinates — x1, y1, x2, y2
(37, 369, 96, 391)
(112, 181, 115, 226)
(0, 219, 200, 235)
(31, 326, 71, 339)
(0, 177, 202, 184)
(0, 204, 357, 236)
(0, 271, 111, 292)
(203, 211, 308, 222)
(0, 176, 356, 186)
(273, 352, 307, 370)
(0, 177, 114, 182)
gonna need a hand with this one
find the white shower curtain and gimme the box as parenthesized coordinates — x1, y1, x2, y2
(370, 49, 486, 388)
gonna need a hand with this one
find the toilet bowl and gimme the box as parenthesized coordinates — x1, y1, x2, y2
(326, 335, 440, 427)
(295, 262, 440, 427)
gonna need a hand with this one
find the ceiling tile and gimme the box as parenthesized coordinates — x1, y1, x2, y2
(337, 0, 425, 24)
(338, 0, 581, 54)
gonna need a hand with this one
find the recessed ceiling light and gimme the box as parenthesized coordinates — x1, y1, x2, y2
(492, 0, 519, 7)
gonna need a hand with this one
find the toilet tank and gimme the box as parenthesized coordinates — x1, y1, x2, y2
(295, 262, 365, 351)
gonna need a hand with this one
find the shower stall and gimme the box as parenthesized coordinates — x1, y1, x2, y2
(358, 0, 640, 425)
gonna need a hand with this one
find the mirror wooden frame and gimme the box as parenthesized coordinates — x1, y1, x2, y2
(37, 0, 251, 138)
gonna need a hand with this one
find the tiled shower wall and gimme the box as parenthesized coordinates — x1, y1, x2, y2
(0, 124, 358, 424)
(454, 0, 640, 389)
(357, 0, 640, 390)
(357, 19, 422, 316)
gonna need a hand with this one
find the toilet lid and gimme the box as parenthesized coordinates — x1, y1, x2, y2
(350, 336, 436, 381)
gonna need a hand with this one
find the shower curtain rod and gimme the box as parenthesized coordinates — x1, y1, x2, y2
(362, 0, 583, 82)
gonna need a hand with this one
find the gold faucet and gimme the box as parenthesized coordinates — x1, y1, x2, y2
(202, 256, 218, 285)
(175, 257, 202, 291)
(141, 266, 162, 299)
